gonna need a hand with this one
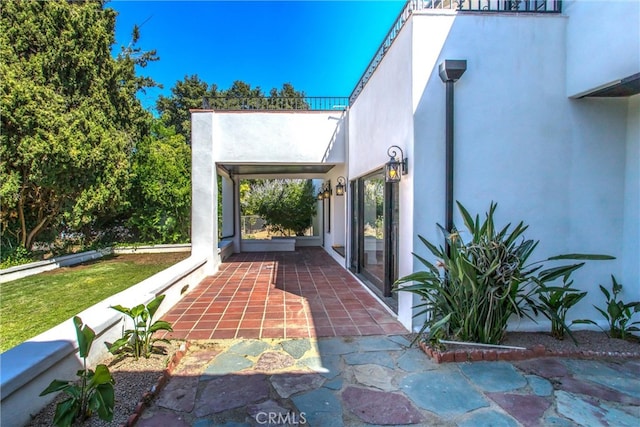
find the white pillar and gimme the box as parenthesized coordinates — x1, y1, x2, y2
(221, 175, 235, 239)
(191, 112, 218, 274)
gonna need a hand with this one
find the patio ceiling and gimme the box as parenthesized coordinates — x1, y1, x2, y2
(219, 163, 335, 176)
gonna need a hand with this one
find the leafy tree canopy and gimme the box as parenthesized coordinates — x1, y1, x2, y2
(155, 75, 219, 141)
(127, 119, 191, 243)
(0, 1, 311, 255)
(156, 76, 307, 140)
(0, 0, 157, 250)
(243, 179, 317, 237)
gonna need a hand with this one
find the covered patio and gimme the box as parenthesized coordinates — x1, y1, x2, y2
(161, 247, 407, 340)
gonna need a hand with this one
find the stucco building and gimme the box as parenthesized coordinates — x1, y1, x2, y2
(191, 0, 639, 332)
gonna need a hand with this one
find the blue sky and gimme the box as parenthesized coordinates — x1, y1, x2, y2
(108, 0, 406, 111)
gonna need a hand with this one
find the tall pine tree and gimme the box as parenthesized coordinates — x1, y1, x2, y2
(0, 0, 157, 250)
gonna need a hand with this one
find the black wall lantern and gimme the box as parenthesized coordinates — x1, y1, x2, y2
(318, 181, 333, 199)
(322, 180, 332, 199)
(335, 176, 346, 196)
(385, 145, 407, 183)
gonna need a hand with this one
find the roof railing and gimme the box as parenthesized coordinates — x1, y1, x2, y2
(202, 96, 349, 111)
(417, 0, 561, 13)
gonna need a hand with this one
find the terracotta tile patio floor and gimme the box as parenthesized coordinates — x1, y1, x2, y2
(160, 247, 407, 340)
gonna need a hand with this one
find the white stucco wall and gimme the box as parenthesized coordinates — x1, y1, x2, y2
(188, 3, 638, 334)
(414, 13, 574, 332)
(623, 94, 640, 303)
(408, 11, 632, 331)
(322, 166, 348, 261)
(191, 112, 219, 275)
(192, 110, 346, 264)
(348, 18, 415, 328)
(564, 97, 630, 314)
(411, 11, 456, 113)
(320, 111, 349, 261)
(213, 111, 344, 163)
(565, 0, 640, 97)
(349, 20, 413, 180)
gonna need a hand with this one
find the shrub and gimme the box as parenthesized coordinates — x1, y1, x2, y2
(40, 316, 115, 426)
(579, 275, 640, 340)
(109, 294, 173, 360)
(533, 274, 587, 343)
(243, 179, 317, 236)
(0, 245, 33, 269)
(394, 201, 613, 345)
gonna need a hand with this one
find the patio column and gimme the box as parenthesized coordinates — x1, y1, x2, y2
(191, 111, 219, 274)
(221, 175, 235, 239)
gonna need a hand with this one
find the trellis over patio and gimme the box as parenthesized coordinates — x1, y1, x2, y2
(191, 107, 351, 277)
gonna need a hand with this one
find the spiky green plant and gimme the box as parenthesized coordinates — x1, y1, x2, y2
(579, 275, 640, 340)
(394, 201, 613, 345)
(533, 274, 588, 343)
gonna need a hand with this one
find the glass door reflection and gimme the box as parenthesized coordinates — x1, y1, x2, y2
(362, 173, 385, 291)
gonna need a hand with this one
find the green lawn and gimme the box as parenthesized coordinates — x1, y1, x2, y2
(0, 252, 189, 353)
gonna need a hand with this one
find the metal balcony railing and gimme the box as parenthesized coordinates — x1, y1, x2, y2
(349, 0, 562, 104)
(416, 0, 561, 13)
(204, 96, 349, 111)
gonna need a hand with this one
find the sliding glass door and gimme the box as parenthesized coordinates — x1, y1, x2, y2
(350, 170, 398, 308)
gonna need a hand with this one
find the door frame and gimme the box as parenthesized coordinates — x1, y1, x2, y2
(349, 170, 399, 304)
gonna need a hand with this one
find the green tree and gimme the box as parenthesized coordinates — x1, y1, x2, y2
(268, 82, 309, 110)
(156, 78, 308, 139)
(0, 0, 156, 251)
(156, 74, 219, 141)
(127, 120, 191, 243)
(244, 179, 317, 236)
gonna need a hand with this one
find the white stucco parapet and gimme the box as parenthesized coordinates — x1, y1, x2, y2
(213, 111, 346, 164)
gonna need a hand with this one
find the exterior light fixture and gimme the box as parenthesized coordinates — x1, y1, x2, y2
(317, 190, 324, 201)
(385, 145, 407, 183)
(323, 181, 331, 199)
(335, 176, 346, 196)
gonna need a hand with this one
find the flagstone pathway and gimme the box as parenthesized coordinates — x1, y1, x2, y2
(137, 335, 640, 426)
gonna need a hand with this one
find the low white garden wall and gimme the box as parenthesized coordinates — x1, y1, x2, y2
(0, 249, 111, 283)
(241, 238, 296, 252)
(219, 239, 234, 261)
(0, 255, 208, 427)
(0, 243, 240, 285)
(294, 236, 322, 247)
(113, 243, 192, 254)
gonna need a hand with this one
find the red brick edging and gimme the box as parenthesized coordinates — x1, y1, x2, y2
(419, 341, 640, 363)
(120, 341, 191, 427)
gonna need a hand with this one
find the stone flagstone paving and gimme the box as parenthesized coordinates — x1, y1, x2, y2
(137, 335, 640, 426)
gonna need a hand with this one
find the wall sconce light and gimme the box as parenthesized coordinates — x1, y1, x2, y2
(317, 189, 324, 200)
(385, 145, 408, 183)
(335, 176, 346, 196)
(323, 180, 331, 199)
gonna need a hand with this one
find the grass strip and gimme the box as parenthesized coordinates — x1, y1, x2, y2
(0, 252, 188, 353)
